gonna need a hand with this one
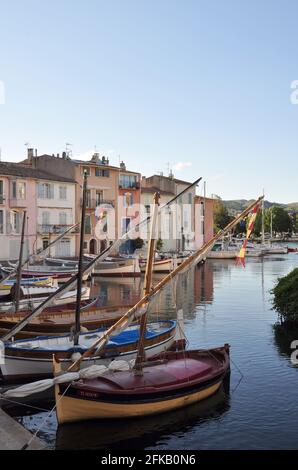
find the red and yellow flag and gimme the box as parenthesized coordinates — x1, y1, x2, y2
(236, 203, 260, 266)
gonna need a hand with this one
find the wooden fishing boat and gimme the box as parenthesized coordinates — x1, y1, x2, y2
(1, 320, 177, 380)
(45, 257, 79, 267)
(0, 303, 134, 339)
(0, 277, 53, 297)
(287, 247, 298, 253)
(0, 287, 90, 313)
(1, 265, 87, 283)
(139, 257, 178, 273)
(54, 345, 230, 423)
(93, 258, 141, 277)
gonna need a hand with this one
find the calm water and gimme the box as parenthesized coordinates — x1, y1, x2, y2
(5, 247, 298, 450)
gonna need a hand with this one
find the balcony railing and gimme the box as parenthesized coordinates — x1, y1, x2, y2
(38, 224, 76, 234)
(119, 182, 140, 190)
(80, 198, 115, 208)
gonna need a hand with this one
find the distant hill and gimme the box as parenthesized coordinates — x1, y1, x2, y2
(223, 199, 298, 214)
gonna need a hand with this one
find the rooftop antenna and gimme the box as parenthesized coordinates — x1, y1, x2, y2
(65, 142, 72, 159)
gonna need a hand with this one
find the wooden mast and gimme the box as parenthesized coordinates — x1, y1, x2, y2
(74, 171, 87, 346)
(134, 192, 160, 373)
(67, 195, 264, 372)
(14, 210, 27, 314)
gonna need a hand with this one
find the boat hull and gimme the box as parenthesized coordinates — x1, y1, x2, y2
(56, 379, 222, 423)
(55, 346, 230, 424)
(93, 259, 141, 277)
(1, 321, 176, 380)
(207, 251, 237, 259)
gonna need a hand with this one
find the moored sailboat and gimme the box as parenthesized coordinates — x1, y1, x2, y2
(53, 190, 237, 423)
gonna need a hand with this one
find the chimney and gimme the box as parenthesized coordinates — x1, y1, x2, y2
(27, 148, 34, 165)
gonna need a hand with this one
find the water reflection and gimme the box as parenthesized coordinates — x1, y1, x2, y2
(89, 262, 215, 323)
(10, 252, 298, 449)
(55, 377, 230, 450)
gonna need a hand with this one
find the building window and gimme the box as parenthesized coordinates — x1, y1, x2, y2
(119, 174, 138, 189)
(145, 205, 150, 214)
(0, 210, 3, 234)
(96, 191, 103, 205)
(38, 183, 54, 199)
(0, 181, 4, 203)
(18, 182, 26, 199)
(59, 186, 67, 200)
(56, 238, 71, 257)
(201, 220, 205, 235)
(42, 211, 50, 230)
(12, 181, 17, 198)
(11, 211, 20, 233)
(95, 168, 110, 177)
(201, 201, 205, 217)
(82, 167, 90, 176)
(85, 215, 92, 234)
(86, 190, 91, 208)
(42, 239, 49, 250)
(188, 193, 192, 205)
(59, 212, 67, 225)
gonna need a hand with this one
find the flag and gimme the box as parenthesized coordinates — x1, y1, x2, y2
(236, 203, 260, 266)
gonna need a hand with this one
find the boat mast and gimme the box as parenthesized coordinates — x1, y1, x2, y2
(262, 191, 265, 244)
(74, 172, 87, 346)
(14, 210, 27, 314)
(134, 192, 160, 374)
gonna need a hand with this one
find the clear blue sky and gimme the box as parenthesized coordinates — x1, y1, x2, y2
(0, 0, 298, 202)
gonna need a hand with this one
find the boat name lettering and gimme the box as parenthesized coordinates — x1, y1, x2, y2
(77, 391, 99, 399)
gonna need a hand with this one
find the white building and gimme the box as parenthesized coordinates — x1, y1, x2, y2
(36, 177, 77, 257)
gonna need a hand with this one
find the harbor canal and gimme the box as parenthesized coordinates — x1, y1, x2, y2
(3, 248, 298, 450)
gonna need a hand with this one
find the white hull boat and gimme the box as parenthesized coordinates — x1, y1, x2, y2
(140, 258, 178, 273)
(0, 287, 90, 313)
(1, 320, 176, 380)
(93, 258, 141, 277)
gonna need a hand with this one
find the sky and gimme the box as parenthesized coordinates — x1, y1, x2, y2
(0, 0, 298, 202)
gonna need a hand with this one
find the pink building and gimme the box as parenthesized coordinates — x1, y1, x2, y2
(0, 162, 74, 261)
(0, 163, 37, 260)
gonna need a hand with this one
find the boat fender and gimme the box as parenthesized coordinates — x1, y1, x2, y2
(71, 352, 82, 363)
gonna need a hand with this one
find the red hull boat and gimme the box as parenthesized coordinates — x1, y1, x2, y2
(55, 345, 230, 423)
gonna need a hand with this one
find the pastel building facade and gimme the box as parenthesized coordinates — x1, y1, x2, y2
(0, 163, 37, 260)
(36, 178, 77, 257)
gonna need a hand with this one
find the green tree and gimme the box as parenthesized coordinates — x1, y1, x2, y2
(272, 268, 298, 322)
(213, 201, 232, 232)
(265, 206, 293, 234)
